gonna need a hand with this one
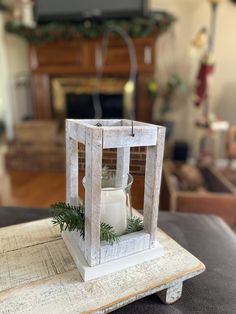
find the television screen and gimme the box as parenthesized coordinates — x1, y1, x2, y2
(35, 0, 146, 22)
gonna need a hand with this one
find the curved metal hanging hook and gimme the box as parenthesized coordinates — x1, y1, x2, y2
(94, 25, 138, 120)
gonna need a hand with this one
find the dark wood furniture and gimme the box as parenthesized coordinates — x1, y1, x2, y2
(29, 37, 156, 122)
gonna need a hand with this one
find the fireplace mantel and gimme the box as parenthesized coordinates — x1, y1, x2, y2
(29, 36, 157, 122)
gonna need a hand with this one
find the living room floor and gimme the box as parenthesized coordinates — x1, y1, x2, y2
(0, 154, 144, 209)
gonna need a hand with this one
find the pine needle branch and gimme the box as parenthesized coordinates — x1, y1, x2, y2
(50, 202, 85, 238)
(50, 203, 144, 245)
(125, 217, 144, 234)
(100, 222, 120, 244)
(50, 202, 119, 244)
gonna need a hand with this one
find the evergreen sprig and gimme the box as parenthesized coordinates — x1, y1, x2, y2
(126, 217, 144, 234)
(50, 202, 85, 238)
(50, 202, 144, 245)
(100, 222, 119, 244)
(50, 202, 120, 245)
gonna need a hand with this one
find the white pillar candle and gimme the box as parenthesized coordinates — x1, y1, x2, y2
(101, 188, 127, 236)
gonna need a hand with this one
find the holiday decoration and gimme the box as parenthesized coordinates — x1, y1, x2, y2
(5, 13, 176, 44)
(193, 0, 229, 164)
(191, 27, 208, 50)
(60, 119, 165, 281)
(195, 55, 214, 108)
(194, 0, 222, 112)
(50, 201, 144, 244)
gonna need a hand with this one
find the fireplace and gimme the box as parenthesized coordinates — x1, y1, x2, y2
(30, 38, 155, 122)
(51, 77, 127, 121)
(7, 37, 157, 174)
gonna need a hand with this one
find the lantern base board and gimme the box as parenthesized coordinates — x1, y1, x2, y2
(62, 229, 152, 265)
(62, 231, 163, 281)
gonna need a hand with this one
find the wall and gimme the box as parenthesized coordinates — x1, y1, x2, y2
(0, 13, 13, 139)
(6, 34, 30, 121)
(0, 13, 30, 139)
(0, 15, 8, 122)
(149, 0, 236, 145)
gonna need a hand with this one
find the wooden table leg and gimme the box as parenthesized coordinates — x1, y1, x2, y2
(157, 282, 183, 304)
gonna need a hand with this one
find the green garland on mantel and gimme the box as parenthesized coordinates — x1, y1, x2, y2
(5, 13, 176, 44)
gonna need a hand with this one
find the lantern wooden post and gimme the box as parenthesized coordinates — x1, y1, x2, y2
(84, 127, 103, 266)
(66, 120, 78, 206)
(143, 126, 165, 247)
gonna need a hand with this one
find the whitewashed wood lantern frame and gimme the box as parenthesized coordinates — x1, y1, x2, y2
(63, 119, 166, 280)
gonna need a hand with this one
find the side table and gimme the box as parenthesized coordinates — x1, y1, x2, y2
(0, 207, 235, 313)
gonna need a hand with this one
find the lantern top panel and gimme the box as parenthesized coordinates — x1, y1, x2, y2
(66, 119, 165, 149)
(67, 119, 163, 128)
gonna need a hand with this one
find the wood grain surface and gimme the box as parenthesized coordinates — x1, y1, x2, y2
(0, 218, 205, 313)
(0, 155, 144, 210)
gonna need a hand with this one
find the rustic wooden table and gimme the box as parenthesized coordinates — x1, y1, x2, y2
(0, 219, 205, 313)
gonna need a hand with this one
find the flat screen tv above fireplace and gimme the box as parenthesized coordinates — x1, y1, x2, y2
(35, 0, 147, 23)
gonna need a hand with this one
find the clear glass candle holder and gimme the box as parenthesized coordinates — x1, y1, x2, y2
(83, 170, 133, 236)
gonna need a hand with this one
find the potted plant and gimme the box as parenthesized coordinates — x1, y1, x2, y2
(147, 74, 184, 140)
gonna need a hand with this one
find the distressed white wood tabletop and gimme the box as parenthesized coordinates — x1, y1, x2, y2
(0, 218, 205, 314)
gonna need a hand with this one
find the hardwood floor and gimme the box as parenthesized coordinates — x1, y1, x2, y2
(0, 154, 144, 209)
(0, 171, 65, 208)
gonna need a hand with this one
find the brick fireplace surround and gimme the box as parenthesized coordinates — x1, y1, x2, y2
(79, 144, 146, 175)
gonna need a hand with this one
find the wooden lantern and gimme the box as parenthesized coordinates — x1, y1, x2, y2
(63, 119, 166, 281)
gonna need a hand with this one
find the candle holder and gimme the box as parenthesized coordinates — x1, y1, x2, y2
(83, 170, 133, 236)
(63, 119, 166, 281)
